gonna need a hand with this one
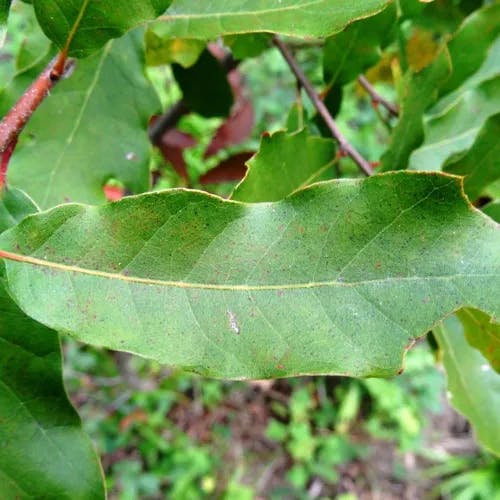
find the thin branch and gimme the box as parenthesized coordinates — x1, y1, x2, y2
(358, 75, 399, 117)
(149, 100, 189, 147)
(148, 53, 240, 147)
(273, 36, 373, 176)
(0, 57, 73, 155)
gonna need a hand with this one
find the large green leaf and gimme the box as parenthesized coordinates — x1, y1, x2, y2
(155, 0, 391, 40)
(32, 0, 172, 57)
(444, 114, 500, 201)
(380, 49, 451, 171)
(439, 3, 500, 96)
(0, 172, 498, 380)
(0, 284, 105, 499)
(0, 188, 38, 234)
(434, 314, 500, 456)
(7, 30, 160, 209)
(231, 129, 336, 203)
(323, 3, 396, 85)
(456, 308, 500, 374)
(408, 77, 500, 172)
(0, 195, 105, 499)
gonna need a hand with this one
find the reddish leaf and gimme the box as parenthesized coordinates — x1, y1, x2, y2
(199, 151, 254, 184)
(103, 185, 125, 201)
(204, 45, 255, 158)
(205, 98, 255, 158)
(159, 129, 197, 179)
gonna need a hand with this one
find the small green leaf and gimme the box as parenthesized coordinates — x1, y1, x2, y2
(432, 36, 500, 117)
(32, 0, 172, 57)
(157, 0, 391, 39)
(0, 173, 498, 380)
(231, 129, 336, 203)
(7, 30, 161, 208)
(445, 114, 500, 200)
(456, 308, 500, 374)
(0, 188, 38, 234)
(440, 3, 500, 96)
(381, 48, 451, 171)
(172, 49, 233, 118)
(434, 314, 500, 456)
(409, 78, 500, 172)
(323, 3, 396, 85)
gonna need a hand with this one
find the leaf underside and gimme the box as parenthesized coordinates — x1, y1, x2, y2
(0, 285, 105, 499)
(0, 189, 104, 499)
(435, 314, 500, 456)
(0, 172, 498, 379)
(158, 0, 390, 39)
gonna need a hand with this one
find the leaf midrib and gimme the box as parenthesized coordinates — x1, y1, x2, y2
(0, 250, 494, 291)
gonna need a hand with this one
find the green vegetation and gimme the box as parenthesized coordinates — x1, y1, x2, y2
(0, 0, 499, 497)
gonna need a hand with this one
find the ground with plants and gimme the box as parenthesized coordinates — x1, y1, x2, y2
(65, 341, 499, 499)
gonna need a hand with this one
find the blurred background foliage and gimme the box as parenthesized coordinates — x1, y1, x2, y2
(63, 339, 500, 499)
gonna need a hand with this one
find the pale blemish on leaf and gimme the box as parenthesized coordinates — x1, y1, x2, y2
(227, 310, 240, 335)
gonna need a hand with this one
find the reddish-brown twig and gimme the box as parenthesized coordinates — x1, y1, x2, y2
(0, 0, 86, 157)
(0, 139, 17, 189)
(273, 36, 373, 176)
(0, 56, 73, 155)
(358, 75, 399, 117)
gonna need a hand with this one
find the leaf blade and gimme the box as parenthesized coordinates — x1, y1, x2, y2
(0, 172, 498, 379)
(157, 0, 391, 40)
(380, 49, 452, 171)
(434, 314, 500, 456)
(0, 188, 38, 234)
(457, 308, 500, 374)
(231, 129, 336, 202)
(444, 113, 500, 200)
(33, 0, 172, 57)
